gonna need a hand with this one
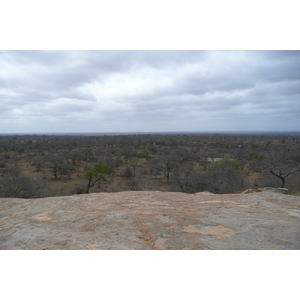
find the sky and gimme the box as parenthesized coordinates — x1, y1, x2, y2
(1, 50, 300, 134)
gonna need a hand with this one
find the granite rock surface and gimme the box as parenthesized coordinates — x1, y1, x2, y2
(1, 190, 300, 250)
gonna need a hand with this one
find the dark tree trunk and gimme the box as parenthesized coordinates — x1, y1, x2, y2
(270, 171, 288, 188)
(85, 185, 91, 194)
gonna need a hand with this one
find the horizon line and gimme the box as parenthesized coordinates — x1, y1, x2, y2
(1, 130, 300, 136)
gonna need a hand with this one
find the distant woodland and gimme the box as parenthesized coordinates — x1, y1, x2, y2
(0, 133, 300, 198)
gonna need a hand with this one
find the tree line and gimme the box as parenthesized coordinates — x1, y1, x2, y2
(0, 133, 299, 198)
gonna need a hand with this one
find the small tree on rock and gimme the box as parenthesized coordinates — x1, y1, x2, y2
(84, 163, 110, 194)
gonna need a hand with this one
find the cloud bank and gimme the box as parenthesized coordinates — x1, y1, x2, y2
(1, 50, 300, 133)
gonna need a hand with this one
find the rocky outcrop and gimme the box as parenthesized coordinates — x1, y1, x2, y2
(257, 187, 289, 194)
(241, 189, 255, 194)
(1, 190, 300, 250)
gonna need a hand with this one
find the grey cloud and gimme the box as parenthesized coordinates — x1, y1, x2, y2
(45, 102, 93, 117)
(260, 50, 300, 61)
(19, 100, 94, 119)
(85, 50, 208, 68)
(249, 51, 300, 83)
(129, 50, 209, 68)
(252, 63, 300, 84)
(1, 50, 69, 66)
(266, 81, 300, 96)
(180, 73, 255, 96)
(118, 95, 242, 129)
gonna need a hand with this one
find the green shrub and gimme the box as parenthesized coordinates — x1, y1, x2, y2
(135, 153, 152, 159)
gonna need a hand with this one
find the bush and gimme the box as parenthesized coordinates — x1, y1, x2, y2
(135, 153, 152, 159)
(121, 165, 133, 178)
(0, 174, 36, 198)
(205, 156, 247, 193)
(4, 153, 11, 159)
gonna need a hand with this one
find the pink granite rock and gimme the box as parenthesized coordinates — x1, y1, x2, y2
(1, 191, 300, 249)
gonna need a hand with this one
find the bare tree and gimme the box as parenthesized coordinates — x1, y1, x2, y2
(250, 146, 297, 188)
(46, 156, 74, 179)
(65, 149, 83, 165)
(80, 148, 94, 162)
(148, 155, 179, 183)
(172, 163, 195, 193)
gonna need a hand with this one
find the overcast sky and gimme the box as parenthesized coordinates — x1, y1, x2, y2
(1, 50, 300, 134)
